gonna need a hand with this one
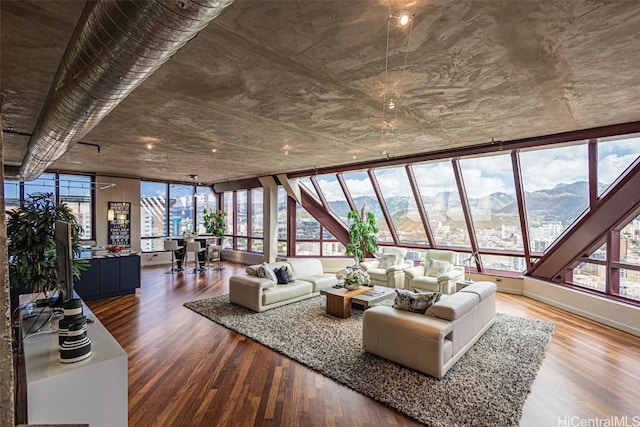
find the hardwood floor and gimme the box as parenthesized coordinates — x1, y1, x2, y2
(86, 262, 640, 427)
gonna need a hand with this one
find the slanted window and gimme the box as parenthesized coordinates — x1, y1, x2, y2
(373, 166, 428, 245)
(412, 161, 470, 247)
(520, 143, 588, 253)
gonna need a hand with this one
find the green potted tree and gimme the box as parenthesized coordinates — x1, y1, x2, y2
(345, 204, 379, 266)
(7, 192, 88, 299)
(203, 208, 227, 243)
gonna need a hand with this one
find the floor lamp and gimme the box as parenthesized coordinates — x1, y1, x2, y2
(462, 254, 475, 284)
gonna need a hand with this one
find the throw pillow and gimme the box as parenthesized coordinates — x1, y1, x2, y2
(257, 262, 278, 282)
(274, 267, 289, 285)
(284, 265, 296, 282)
(393, 289, 441, 314)
(378, 253, 399, 269)
(425, 259, 451, 277)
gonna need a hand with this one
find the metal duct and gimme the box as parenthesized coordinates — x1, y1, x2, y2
(19, 0, 235, 181)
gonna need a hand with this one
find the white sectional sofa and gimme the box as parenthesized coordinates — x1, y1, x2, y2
(229, 258, 338, 312)
(362, 281, 496, 378)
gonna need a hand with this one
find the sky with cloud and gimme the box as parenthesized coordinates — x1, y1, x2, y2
(311, 137, 639, 201)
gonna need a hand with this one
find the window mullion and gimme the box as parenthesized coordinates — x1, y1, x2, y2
(452, 158, 483, 271)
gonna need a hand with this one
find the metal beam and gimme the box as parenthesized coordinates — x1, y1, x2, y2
(300, 186, 350, 246)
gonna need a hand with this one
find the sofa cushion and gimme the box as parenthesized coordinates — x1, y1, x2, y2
(460, 281, 497, 301)
(257, 263, 278, 282)
(393, 289, 442, 314)
(366, 268, 388, 282)
(262, 281, 312, 305)
(299, 274, 337, 292)
(246, 264, 260, 276)
(425, 259, 452, 277)
(426, 292, 478, 321)
(287, 258, 324, 277)
(411, 275, 439, 289)
(379, 253, 399, 269)
(274, 267, 289, 285)
(284, 265, 296, 282)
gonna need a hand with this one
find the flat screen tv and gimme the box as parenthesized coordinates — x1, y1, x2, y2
(55, 220, 74, 304)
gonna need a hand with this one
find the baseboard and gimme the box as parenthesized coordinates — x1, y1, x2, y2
(524, 278, 640, 337)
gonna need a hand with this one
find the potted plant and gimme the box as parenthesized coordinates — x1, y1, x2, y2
(7, 192, 88, 296)
(203, 208, 227, 243)
(345, 204, 379, 266)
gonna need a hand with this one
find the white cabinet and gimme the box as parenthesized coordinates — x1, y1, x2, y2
(20, 294, 128, 427)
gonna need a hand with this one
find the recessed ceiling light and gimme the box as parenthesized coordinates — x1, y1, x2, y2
(352, 154, 357, 160)
(284, 150, 289, 155)
(146, 143, 153, 149)
(399, 11, 411, 26)
(211, 148, 218, 153)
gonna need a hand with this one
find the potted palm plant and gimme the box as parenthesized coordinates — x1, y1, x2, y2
(7, 192, 88, 298)
(203, 208, 227, 243)
(345, 204, 379, 266)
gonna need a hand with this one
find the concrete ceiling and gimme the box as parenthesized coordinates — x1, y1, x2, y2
(2, 0, 640, 185)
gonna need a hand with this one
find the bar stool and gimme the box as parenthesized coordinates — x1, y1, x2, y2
(186, 241, 205, 274)
(207, 238, 223, 271)
(163, 239, 183, 273)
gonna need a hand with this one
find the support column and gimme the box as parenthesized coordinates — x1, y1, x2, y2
(258, 176, 278, 263)
(0, 111, 16, 425)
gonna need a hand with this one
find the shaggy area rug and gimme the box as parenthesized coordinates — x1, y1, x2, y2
(184, 295, 554, 426)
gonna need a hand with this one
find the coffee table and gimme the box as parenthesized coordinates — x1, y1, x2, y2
(350, 285, 396, 309)
(320, 286, 396, 318)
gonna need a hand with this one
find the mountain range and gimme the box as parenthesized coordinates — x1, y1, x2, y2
(325, 181, 601, 227)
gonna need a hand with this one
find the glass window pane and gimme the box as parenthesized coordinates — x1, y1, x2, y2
(277, 241, 287, 256)
(251, 188, 263, 238)
(169, 184, 194, 236)
(223, 192, 234, 238)
(598, 135, 640, 195)
(237, 237, 247, 251)
(236, 190, 248, 237)
(572, 262, 606, 292)
(251, 238, 264, 253)
(196, 186, 217, 234)
(141, 181, 167, 237)
(278, 187, 288, 240)
(223, 236, 233, 250)
(299, 177, 320, 200)
(323, 228, 336, 240)
(323, 242, 345, 256)
(342, 171, 392, 242)
(620, 215, 640, 265)
(296, 241, 320, 256)
(412, 161, 470, 247)
(24, 173, 55, 200)
(141, 238, 165, 252)
(480, 254, 527, 273)
(619, 269, 640, 300)
(460, 154, 523, 251)
(58, 174, 93, 239)
(4, 180, 21, 213)
(374, 166, 428, 244)
(520, 143, 589, 252)
(316, 174, 350, 224)
(589, 242, 607, 261)
(296, 204, 320, 239)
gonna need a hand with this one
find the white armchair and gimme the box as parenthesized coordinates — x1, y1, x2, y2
(360, 247, 413, 289)
(404, 249, 464, 294)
